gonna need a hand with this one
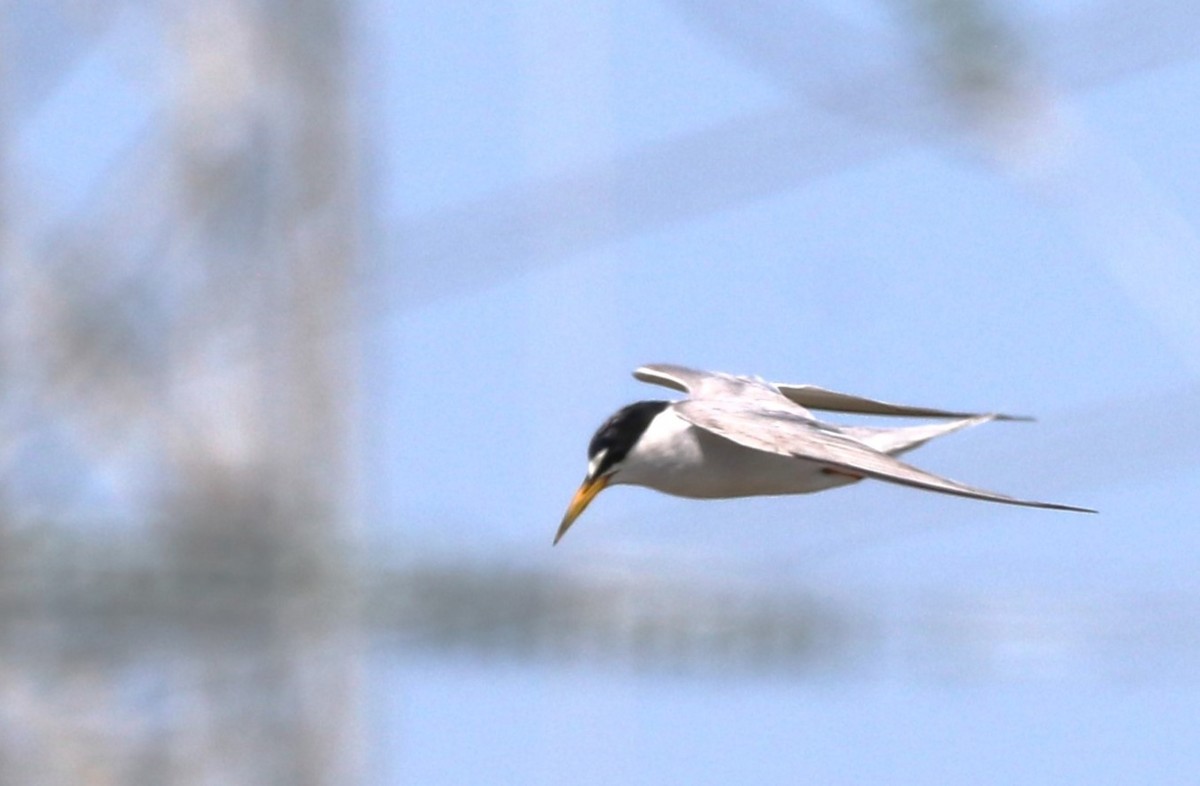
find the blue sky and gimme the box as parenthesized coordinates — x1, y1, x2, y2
(8, 2, 1200, 781)
(352, 3, 1200, 782)
(356, 1, 1200, 784)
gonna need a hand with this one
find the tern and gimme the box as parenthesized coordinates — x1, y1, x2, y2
(554, 364, 1094, 544)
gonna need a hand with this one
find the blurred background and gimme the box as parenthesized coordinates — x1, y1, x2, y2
(3, 0, 1200, 783)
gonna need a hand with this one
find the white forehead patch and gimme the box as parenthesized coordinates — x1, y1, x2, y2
(587, 448, 608, 479)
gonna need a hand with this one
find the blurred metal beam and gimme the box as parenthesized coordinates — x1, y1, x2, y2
(0, 532, 859, 678)
(375, 106, 896, 311)
(3, 4, 1198, 782)
(375, 0, 1200, 312)
(0, 1, 362, 783)
(2, 527, 1194, 685)
(1039, 0, 1200, 91)
(159, 1, 361, 783)
(4, 1, 130, 114)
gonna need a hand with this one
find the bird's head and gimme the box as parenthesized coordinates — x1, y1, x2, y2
(554, 400, 669, 545)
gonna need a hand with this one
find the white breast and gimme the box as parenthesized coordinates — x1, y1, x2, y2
(614, 408, 858, 499)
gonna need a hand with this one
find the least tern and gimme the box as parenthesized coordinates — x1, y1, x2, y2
(554, 364, 1095, 544)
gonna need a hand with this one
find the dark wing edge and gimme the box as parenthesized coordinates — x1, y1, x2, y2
(673, 401, 1096, 514)
(775, 383, 1033, 422)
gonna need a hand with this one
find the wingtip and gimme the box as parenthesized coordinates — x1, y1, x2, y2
(632, 364, 689, 393)
(1042, 500, 1098, 514)
(993, 413, 1037, 423)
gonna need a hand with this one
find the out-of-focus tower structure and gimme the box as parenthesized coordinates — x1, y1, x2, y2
(7, 1, 1192, 781)
(0, 2, 360, 784)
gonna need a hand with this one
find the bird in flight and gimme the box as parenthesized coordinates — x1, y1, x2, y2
(554, 364, 1095, 544)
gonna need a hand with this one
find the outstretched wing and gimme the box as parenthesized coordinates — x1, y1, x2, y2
(632, 363, 699, 394)
(673, 400, 1095, 513)
(636, 364, 1029, 421)
(775, 383, 1031, 421)
(839, 415, 995, 457)
(634, 363, 810, 412)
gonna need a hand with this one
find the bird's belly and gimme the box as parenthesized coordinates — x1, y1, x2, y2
(665, 453, 853, 498)
(628, 426, 859, 499)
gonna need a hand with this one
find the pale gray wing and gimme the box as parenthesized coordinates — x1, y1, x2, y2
(634, 363, 812, 412)
(673, 400, 1096, 513)
(633, 363, 699, 394)
(775, 383, 1032, 421)
(840, 415, 995, 457)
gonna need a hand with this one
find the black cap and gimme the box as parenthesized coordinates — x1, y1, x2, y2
(587, 400, 669, 478)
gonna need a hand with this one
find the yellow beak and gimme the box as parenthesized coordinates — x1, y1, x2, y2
(554, 475, 610, 545)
